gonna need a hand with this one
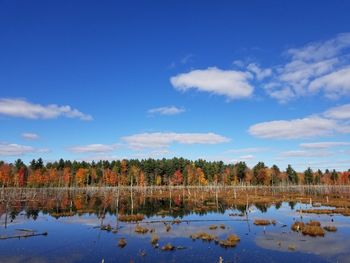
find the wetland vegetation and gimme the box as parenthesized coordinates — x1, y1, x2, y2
(1, 185, 350, 262)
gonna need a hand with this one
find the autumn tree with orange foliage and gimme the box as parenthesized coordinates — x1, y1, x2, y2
(186, 165, 196, 185)
(0, 164, 12, 187)
(171, 170, 183, 185)
(104, 169, 118, 186)
(196, 167, 208, 186)
(138, 171, 147, 187)
(76, 168, 87, 187)
(63, 167, 71, 187)
(119, 160, 128, 186)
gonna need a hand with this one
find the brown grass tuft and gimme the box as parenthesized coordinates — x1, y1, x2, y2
(307, 220, 321, 227)
(291, 221, 305, 231)
(161, 243, 175, 251)
(190, 232, 217, 241)
(119, 214, 145, 222)
(118, 238, 127, 248)
(323, 225, 337, 232)
(151, 233, 159, 245)
(219, 234, 240, 248)
(135, 225, 149, 234)
(301, 225, 325, 237)
(254, 219, 272, 226)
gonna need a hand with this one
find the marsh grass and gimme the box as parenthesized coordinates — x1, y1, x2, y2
(161, 243, 175, 251)
(218, 234, 240, 248)
(190, 232, 217, 242)
(135, 225, 149, 234)
(118, 238, 127, 248)
(151, 233, 159, 245)
(254, 219, 272, 226)
(298, 208, 350, 216)
(323, 225, 337, 232)
(301, 225, 325, 237)
(292, 220, 325, 237)
(119, 214, 145, 222)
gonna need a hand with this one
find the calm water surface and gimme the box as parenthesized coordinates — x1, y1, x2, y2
(0, 189, 349, 263)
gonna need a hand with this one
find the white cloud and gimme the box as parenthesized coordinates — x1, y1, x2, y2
(249, 102, 350, 139)
(225, 147, 269, 154)
(246, 63, 272, 80)
(0, 98, 92, 120)
(324, 103, 350, 120)
(148, 106, 185, 116)
(262, 33, 350, 102)
(232, 60, 245, 68)
(309, 67, 350, 98)
(287, 33, 350, 61)
(280, 150, 332, 158)
(132, 150, 171, 159)
(238, 154, 255, 160)
(68, 144, 119, 154)
(300, 141, 350, 149)
(170, 34, 350, 103)
(122, 132, 230, 149)
(170, 67, 254, 100)
(79, 155, 121, 162)
(0, 143, 48, 156)
(21, 133, 39, 140)
(248, 117, 336, 139)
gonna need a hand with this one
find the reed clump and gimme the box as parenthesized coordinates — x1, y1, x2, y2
(298, 209, 334, 215)
(190, 232, 217, 242)
(101, 224, 112, 231)
(254, 219, 272, 226)
(291, 221, 305, 231)
(119, 214, 145, 222)
(151, 233, 159, 245)
(298, 208, 350, 216)
(292, 220, 325, 237)
(118, 238, 127, 248)
(301, 225, 325, 237)
(135, 225, 149, 234)
(308, 220, 321, 227)
(323, 225, 337, 232)
(219, 234, 240, 248)
(161, 243, 175, 251)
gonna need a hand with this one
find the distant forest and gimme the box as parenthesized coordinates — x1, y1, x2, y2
(0, 158, 349, 187)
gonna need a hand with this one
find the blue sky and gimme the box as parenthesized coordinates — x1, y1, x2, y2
(1, 0, 350, 171)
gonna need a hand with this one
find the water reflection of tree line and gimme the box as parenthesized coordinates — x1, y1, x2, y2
(0, 189, 288, 221)
(1, 187, 343, 221)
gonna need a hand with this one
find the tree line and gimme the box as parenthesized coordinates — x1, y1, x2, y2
(0, 158, 349, 187)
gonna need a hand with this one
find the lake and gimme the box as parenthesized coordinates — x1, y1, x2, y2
(1, 187, 350, 262)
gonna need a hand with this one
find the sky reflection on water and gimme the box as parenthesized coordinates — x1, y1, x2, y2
(0, 190, 349, 263)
